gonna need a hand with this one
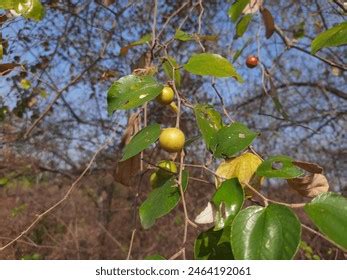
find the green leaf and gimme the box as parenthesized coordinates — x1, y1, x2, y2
(107, 75, 163, 113)
(304, 192, 347, 250)
(311, 22, 347, 54)
(162, 56, 181, 87)
(139, 170, 188, 229)
(1, 0, 44, 21)
(256, 155, 303, 179)
(194, 104, 223, 150)
(210, 122, 258, 158)
(174, 29, 193, 41)
(231, 204, 301, 259)
(121, 124, 160, 161)
(235, 14, 252, 38)
(144, 254, 166, 260)
(184, 53, 243, 81)
(212, 178, 244, 230)
(194, 227, 234, 260)
(228, 0, 250, 23)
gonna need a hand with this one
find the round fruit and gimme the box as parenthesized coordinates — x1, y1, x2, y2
(157, 160, 177, 178)
(159, 127, 185, 153)
(246, 55, 259, 68)
(156, 86, 174, 105)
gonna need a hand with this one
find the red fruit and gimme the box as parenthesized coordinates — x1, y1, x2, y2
(246, 55, 259, 68)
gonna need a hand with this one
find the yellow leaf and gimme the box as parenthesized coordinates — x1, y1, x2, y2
(215, 152, 263, 189)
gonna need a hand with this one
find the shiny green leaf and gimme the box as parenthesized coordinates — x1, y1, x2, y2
(256, 155, 303, 178)
(231, 205, 301, 259)
(139, 171, 188, 229)
(184, 53, 243, 81)
(121, 123, 160, 161)
(210, 122, 258, 158)
(107, 75, 163, 113)
(304, 192, 347, 250)
(212, 178, 244, 230)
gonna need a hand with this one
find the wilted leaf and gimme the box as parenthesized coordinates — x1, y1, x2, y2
(260, 7, 275, 39)
(194, 227, 234, 260)
(0, 63, 20, 76)
(215, 152, 263, 188)
(304, 192, 347, 250)
(228, 0, 250, 23)
(210, 122, 258, 158)
(288, 173, 329, 198)
(184, 53, 243, 81)
(107, 75, 163, 113)
(231, 204, 301, 259)
(311, 22, 347, 54)
(256, 155, 304, 179)
(121, 123, 161, 161)
(292, 160, 323, 174)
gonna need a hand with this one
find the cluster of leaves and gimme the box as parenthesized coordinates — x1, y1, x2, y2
(106, 26, 347, 259)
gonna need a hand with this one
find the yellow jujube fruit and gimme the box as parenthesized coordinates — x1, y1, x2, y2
(156, 86, 174, 105)
(159, 127, 185, 153)
(157, 160, 177, 178)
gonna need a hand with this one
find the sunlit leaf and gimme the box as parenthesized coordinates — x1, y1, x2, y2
(311, 22, 347, 54)
(184, 53, 243, 81)
(228, 0, 250, 23)
(210, 122, 258, 158)
(212, 178, 244, 230)
(215, 152, 263, 188)
(107, 75, 163, 113)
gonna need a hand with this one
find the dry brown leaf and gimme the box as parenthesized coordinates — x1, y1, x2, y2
(0, 63, 20, 76)
(260, 7, 275, 39)
(287, 173, 329, 198)
(292, 160, 323, 174)
(243, 0, 263, 14)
